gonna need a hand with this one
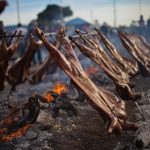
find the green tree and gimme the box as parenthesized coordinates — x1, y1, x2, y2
(37, 4, 73, 26)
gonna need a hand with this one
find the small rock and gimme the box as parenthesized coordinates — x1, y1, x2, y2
(140, 105, 150, 120)
(114, 142, 133, 150)
(37, 131, 53, 142)
(37, 110, 53, 125)
(19, 141, 30, 149)
(136, 121, 150, 148)
(40, 124, 51, 131)
(25, 131, 38, 140)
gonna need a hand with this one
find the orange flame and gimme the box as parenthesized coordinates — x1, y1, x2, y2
(44, 93, 54, 103)
(52, 82, 68, 95)
(85, 67, 98, 76)
(44, 82, 68, 103)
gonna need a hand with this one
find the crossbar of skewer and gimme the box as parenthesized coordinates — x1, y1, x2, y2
(0, 31, 98, 39)
(0, 32, 58, 38)
(71, 33, 97, 39)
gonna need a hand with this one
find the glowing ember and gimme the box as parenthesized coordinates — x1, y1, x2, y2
(0, 115, 19, 131)
(44, 93, 54, 102)
(85, 67, 99, 76)
(0, 115, 32, 142)
(0, 124, 32, 142)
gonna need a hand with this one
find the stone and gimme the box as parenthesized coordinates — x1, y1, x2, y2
(25, 131, 38, 140)
(136, 121, 150, 148)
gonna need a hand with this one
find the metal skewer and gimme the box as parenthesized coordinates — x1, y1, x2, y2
(48, 33, 71, 58)
(0, 34, 24, 38)
(134, 101, 145, 121)
(7, 31, 18, 45)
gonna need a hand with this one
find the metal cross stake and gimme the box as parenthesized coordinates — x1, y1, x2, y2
(48, 33, 71, 58)
(134, 101, 145, 121)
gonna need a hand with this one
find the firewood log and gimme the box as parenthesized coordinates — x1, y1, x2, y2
(0, 95, 40, 142)
(35, 27, 138, 134)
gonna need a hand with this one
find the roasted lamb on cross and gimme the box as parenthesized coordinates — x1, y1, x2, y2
(35, 27, 138, 134)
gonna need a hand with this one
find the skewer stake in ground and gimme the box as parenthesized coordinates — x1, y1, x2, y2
(134, 101, 145, 121)
(0, 34, 24, 38)
(6, 85, 15, 108)
(7, 31, 18, 46)
(48, 33, 71, 58)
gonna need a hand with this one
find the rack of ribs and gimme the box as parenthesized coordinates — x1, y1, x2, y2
(6, 35, 41, 87)
(70, 34, 141, 101)
(119, 31, 150, 77)
(35, 27, 138, 134)
(0, 32, 21, 91)
(95, 29, 139, 77)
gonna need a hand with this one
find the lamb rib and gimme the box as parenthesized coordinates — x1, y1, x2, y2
(95, 29, 139, 77)
(70, 36, 141, 100)
(35, 27, 138, 134)
(0, 32, 21, 91)
(119, 31, 150, 77)
(128, 34, 150, 57)
(29, 32, 63, 84)
(6, 35, 41, 86)
(137, 35, 150, 52)
(75, 29, 130, 85)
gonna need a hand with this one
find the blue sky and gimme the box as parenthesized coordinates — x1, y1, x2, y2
(1, 0, 150, 26)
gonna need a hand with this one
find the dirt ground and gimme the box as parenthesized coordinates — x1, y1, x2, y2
(0, 75, 150, 150)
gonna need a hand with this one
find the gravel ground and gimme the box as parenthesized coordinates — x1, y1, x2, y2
(0, 74, 150, 150)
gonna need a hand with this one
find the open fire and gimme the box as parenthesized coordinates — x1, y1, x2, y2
(44, 82, 68, 103)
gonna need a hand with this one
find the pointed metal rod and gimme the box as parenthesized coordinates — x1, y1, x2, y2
(6, 85, 14, 103)
(0, 32, 58, 38)
(7, 31, 17, 45)
(134, 101, 145, 121)
(0, 30, 97, 39)
(72, 31, 97, 39)
(0, 34, 24, 38)
(48, 34, 71, 58)
(5, 85, 16, 108)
